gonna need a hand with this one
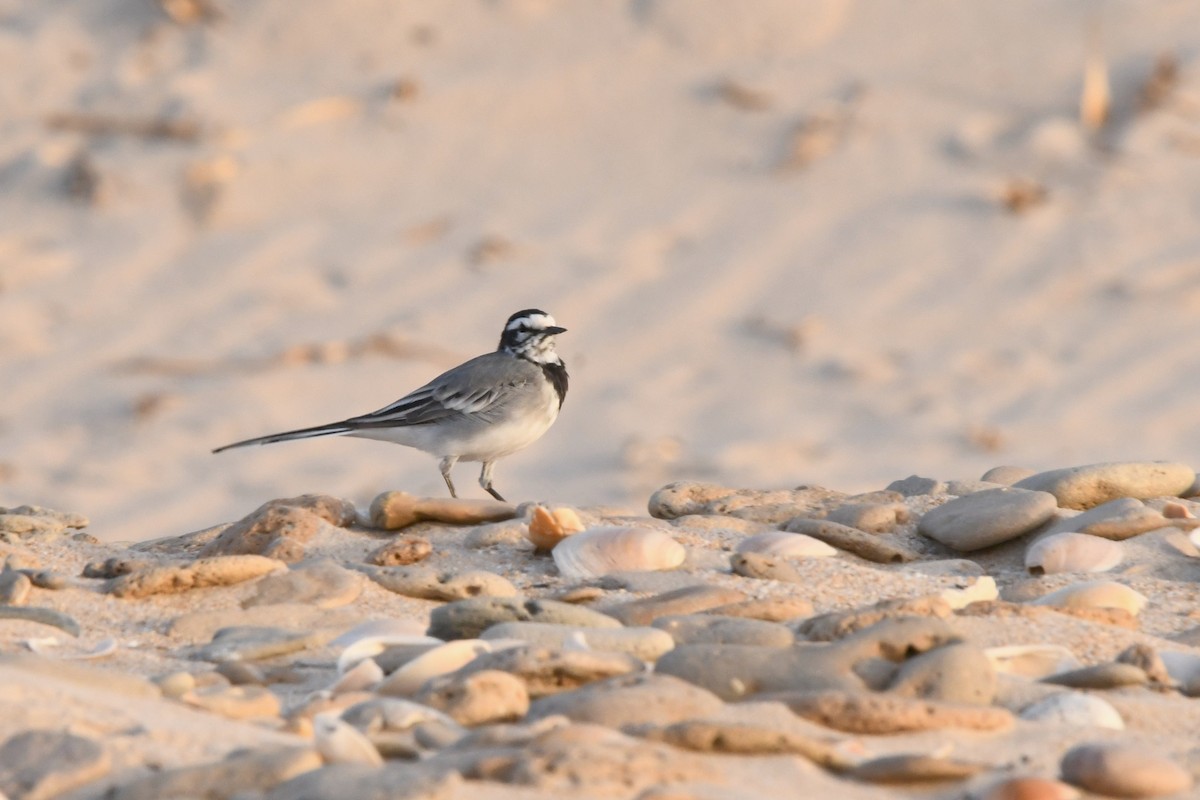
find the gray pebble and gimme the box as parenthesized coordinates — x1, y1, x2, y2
(980, 465, 1036, 485)
(1041, 662, 1148, 689)
(886, 475, 947, 496)
(886, 642, 996, 704)
(603, 585, 747, 627)
(1038, 497, 1171, 541)
(427, 597, 621, 640)
(480, 622, 675, 661)
(1061, 741, 1192, 797)
(1014, 461, 1196, 510)
(525, 672, 724, 727)
(243, 558, 362, 609)
(918, 487, 1058, 551)
(652, 614, 795, 647)
(0, 730, 110, 800)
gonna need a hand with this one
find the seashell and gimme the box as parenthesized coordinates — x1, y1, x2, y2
(313, 712, 384, 766)
(734, 531, 837, 559)
(1026, 533, 1123, 575)
(328, 657, 383, 694)
(552, 526, 686, 580)
(376, 639, 499, 696)
(1031, 581, 1148, 616)
(25, 637, 118, 660)
(985, 644, 1081, 679)
(332, 620, 441, 674)
(1019, 691, 1124, 729)
(939, 576, 998, 610)
(526, 505, 586, 553)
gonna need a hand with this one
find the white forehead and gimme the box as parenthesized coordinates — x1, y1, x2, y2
(506, 312, 555, 331)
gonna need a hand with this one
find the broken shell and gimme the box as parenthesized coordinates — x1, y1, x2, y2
(939, 576, 999, 610)
(328, 657, 384, 694)
(526, 506, 586, 553)
(313, 712, 384, 766)
(1026, 533, 1123, 575)
(985, 644, 1081, 679)
(551, 526, 686, 580)
(1031, 581, 1148, 616)
(332, 620, 440, 674)
(376, 639, 498, 697)
(734, 531, 837, 559)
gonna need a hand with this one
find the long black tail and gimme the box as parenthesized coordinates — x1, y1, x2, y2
(212, 422, 353, 454)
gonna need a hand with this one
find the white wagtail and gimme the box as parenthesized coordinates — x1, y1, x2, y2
(214, 309, 568, 502)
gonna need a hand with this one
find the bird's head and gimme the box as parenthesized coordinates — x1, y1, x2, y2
(498, 309, 567, 364)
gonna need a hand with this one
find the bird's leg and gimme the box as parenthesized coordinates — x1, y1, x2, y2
(479, 461, 505, 502)
(439, 456, 459, 498)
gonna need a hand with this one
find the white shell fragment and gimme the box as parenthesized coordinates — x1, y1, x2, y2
(552, 526, 686, 580)
(734, 531, 837, 559)
(328, 657, 384, 694)
(1019, 692, 1125, 729)
(377, 639, 509, 696)
(313, 712, 384, 766)
(1026, 533, 1124, 575)
(985, 644, 1081, 679)
(1031, 581, 1148, 616)
(939, 576, 998, 610)
(333, 620, 441, 675)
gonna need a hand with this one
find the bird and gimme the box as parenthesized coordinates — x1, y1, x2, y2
(213, 309, 568, 502)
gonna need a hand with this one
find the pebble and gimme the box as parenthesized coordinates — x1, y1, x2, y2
(362, 565, 518, 600)
(604, 585, 747, 626)
(706, 597, 814, 622)
(216, 660, 267, 686)
(648, 481, 846, 524)
(450, 644, 645, 697)
(312, 713, 384, 765)
(170, 602, 364, 643)
(1115, 643, 1171, 685)
(733, 530, 837, 558)
(846, 752, 990, 783)
(525, 672, 724, 727)
(1030, 581, 1148, 616)
(641, 719, 850, 768)
(917, 487, 1058, 551)
(110, 746, 322, 800)
(730, 551, 810, 584)
(1014, 461, 1196, 510)
(200, 499, 347, 562)
(155, 670, 197, 698)
(267, 766, 462, 800)
(772, 690, 1014, 733)
(192, 625, 331, 662)
(368, 535, 432, 566)
(480, 622, 676, 661)
(1060, 741, 1193, 797)
(886, 475, 947, 496)
(181, 684, 282, 719)
(886, 642, 997, 704)
(1025, 533, 1124, 575)
(413, 669, 530, 726)
(242, 558, 362, 608)
(0, 730, 111, 800)
(375, 639, 497, 696)
(1019, 692, 1124, 729)
(462, 521, 528, 548)
(1039, 498, 1171, 540)
(0, 605, 82, 636)
(369, 490, 516, 529)
(0, 570, 32, 605)
(106, 554, 286, 598)
(798, 596, 952, 641)
(427, 596, 621, 640)
(652, 614, 795, 647)
(1041, 662, 1148, 689)
(24, 570, 68, 590)
(783, 518, 918, 563)
(977, 777, 1082, 800)
(822, 501, 911, 532)
(980, 466, 1037, 485)
(327, 657, 383, 694)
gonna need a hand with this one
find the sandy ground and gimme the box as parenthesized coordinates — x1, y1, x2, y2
(4, 0, 1200, 545)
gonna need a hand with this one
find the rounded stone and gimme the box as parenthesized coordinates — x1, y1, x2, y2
(413, 669, 530, 726)
(918, 488, 1058, 552)
(1014, 461, 1196, 510)
(1060, 741, 1192, 797)
(427, 597, 621, 640)
(480, 622, 676, 661)
(525, 672, 724, 728)
(978, 777, 1082, 800)
(886, 642, 996, 705)
(652, 614, 795, 647)
(980, 466, 1037, 485)
(1019, 692, 1123, 729)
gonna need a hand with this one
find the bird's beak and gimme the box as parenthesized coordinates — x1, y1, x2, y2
(544, 326, 567, 335)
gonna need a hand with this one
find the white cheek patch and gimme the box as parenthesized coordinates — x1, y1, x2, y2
(507, 313, 556, 333)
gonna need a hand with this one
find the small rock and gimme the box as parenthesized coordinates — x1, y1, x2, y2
(481, 622, 676, 661)
(771, 690, 1014, 733)
(313, 713, 384, 766)
(648, 481, 845, 524)
(413, 669, 530, 726)
(783, 518, 918, 563)
(463, 521, 528, 548)
(376, 640, 505, 696)
(266, 765, 462, 800)
(82, 557, 151, 579)
(111, 746, 322, 800)
(847, 752, 990, 783)
(977, 777, 1082, 800)
(1038, 498, 1171, 541)
(200, 497, 351, 561)
(886, 642, 996, 704)
(154, 670, 197, 699)
(733, 531, 837, 558)
(363, 565, 518, 600)
(980, 466, 1036, 485)
(1031, 581, 1148, 616)
(917, 487, 1058, 551)
(106, 555, 286, 598)
(640, 719, 850, 768)
(1041, 662, 1148, 689)
(1115, 643, 1171, 685)
(604, 585, 747, 626)
(243, 558, 362, 608)
(526, 672, 724, 727)
(427, 597, 621, 640)
(798, 596, 952, 641)
(706, 597, 814, 622)
(0, 730, 111, 800)
(24, 571, 68, 590)
(822, 501, 910, 533)
(1019, 692, 1124, 729)
(0, 571, 32, 605)
(946, 479, 1002, 495)
(1014, 461, 1196, 510)
(181, 684, 282, 720)
(369, 490, 516, 529)
(368, 535, 432, 566)
(0, 505, 89, 538)
(192, 625, 332, 662)
(652, 614, 795, 647)
(216, 661, 267, 686)
(1060, 741, 1192, 798)
(450, 644, 644, 697)
(886, 475, 947, 496)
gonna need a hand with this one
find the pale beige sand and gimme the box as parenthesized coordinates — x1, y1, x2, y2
(3, 4, 1200, 546)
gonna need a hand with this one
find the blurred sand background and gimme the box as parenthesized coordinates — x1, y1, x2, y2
(3, 0, 1200, 543)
